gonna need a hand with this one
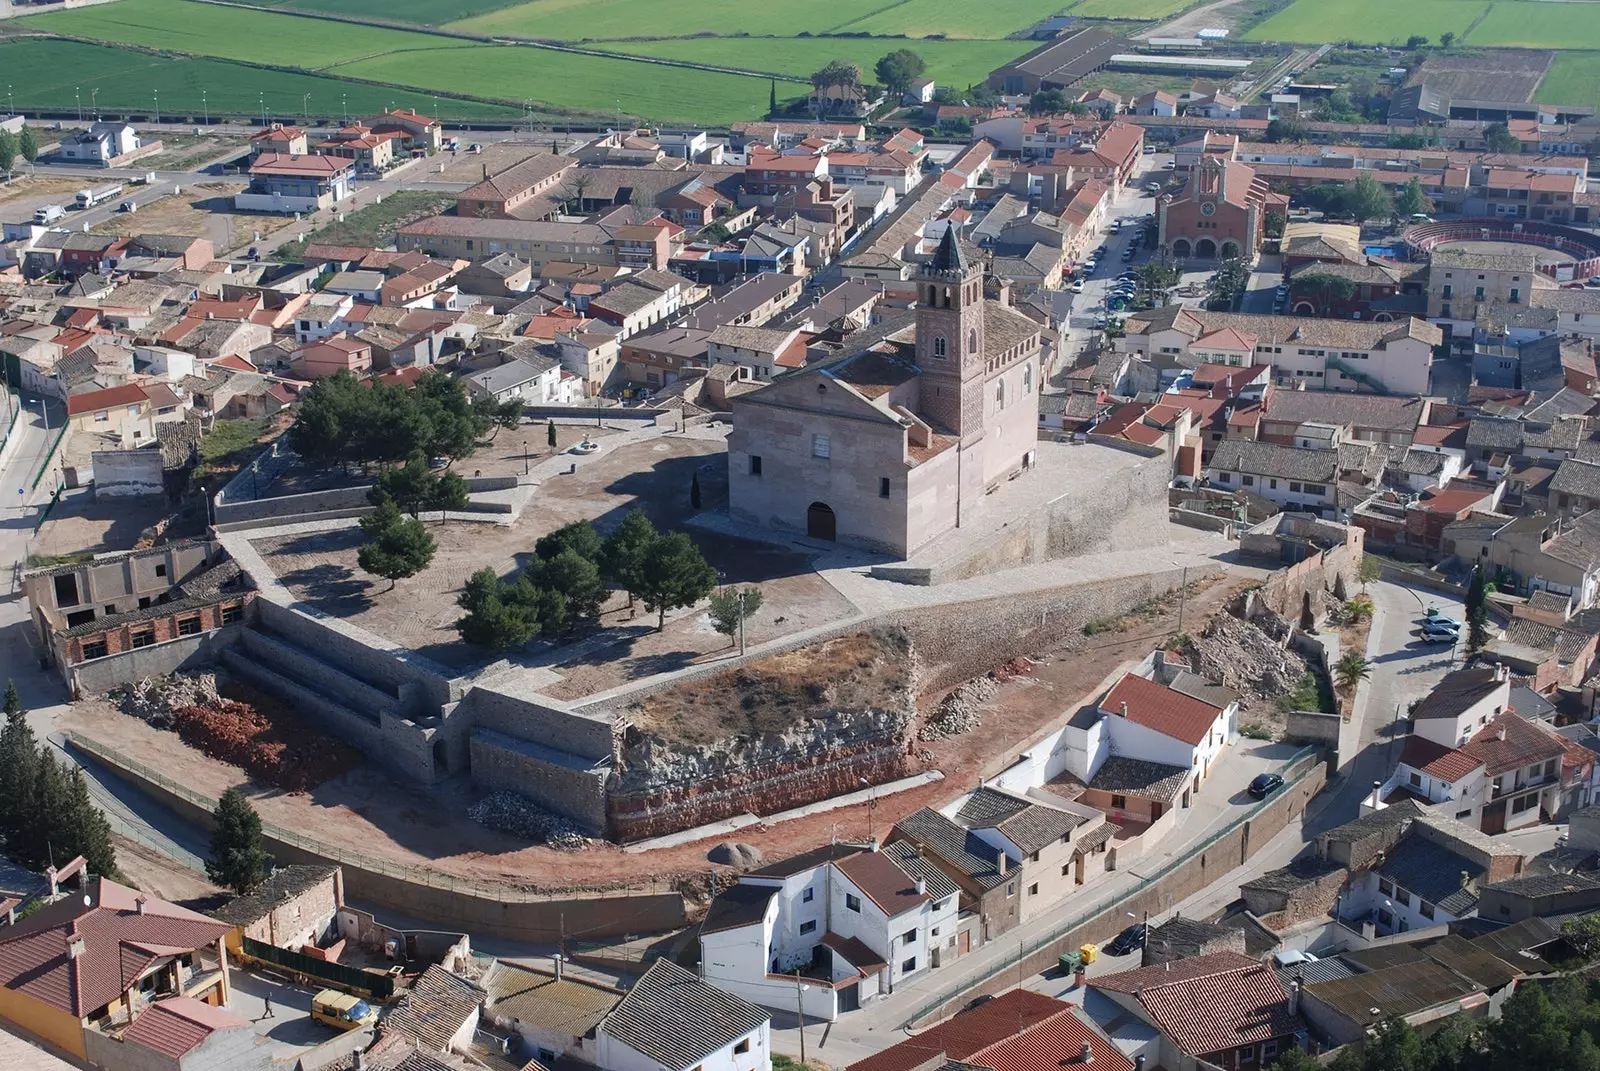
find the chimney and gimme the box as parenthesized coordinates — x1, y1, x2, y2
(66, 936, 85, 960)
(1461, 869, 1472, 891)
(1498, 725, 1507, 742)
(1079, 1042, 1093, 1064)
(915, 878, 927, 895)
(135, 896, 149, 915)
(869, 837, 880, 852)
(1369, 780, 1381, 809)
(553, 953, 564, 981)
(1120, 702, 1129, 718)
(997, 850, 1008, 876)
(997, 277, 1013, 308)
(1495, 663, 1508, 682)
(1135, 1058, 1146, 1071)
(1288, 977, 1302, 1016)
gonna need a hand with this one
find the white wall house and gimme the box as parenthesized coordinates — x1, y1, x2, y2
(1206, 439, 1339, 517)
(1379, 735, 1489, 827)
(699, 844, 957, 1022)
(597, 960, 771, 1071)
(1411, 667, 1512, 749)
(295, 292, 355, 343)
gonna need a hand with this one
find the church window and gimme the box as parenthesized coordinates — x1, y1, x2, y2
(933, 336, 947, 359)
(880, 477, 891, 498)
(1023, 365, 1033, 395)
(968, 327, 978, 354)
(995, 380, 1006, 411)
(749, 455, 762, 476)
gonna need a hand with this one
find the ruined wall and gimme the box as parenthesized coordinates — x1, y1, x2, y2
(91, 448, 163, 497)
(886, 564, 1214, 697)
(1250, 528, 1365, 621)
(470, 729, 609, 833)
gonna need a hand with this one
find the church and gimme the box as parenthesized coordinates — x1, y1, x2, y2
(727, 229, 1044, 558)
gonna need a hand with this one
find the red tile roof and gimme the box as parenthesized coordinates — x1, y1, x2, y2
(249, 152, 352, 177)
(67, 384, 150, 417)
(1397, 735, 1484, 782)
(123, 996, 248, 1060)
(965, 1008, 1133, 1071)
(833, 851, 929, 917)
(0, 878, 230, 1018)
(1101, 672, 1224, 746)
(1092, 952, 1297, 1058)
(1461, 711, 1565, 776)
(211, 354, 256, 373)
(847, 991, 1069, 1071)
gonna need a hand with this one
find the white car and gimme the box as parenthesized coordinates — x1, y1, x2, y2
(1068, 281, 1084, 293)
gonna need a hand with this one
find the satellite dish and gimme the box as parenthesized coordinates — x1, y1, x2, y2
(82, 895, 91, 906)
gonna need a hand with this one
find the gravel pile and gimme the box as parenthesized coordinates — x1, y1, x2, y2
(921, 675, 1000, 740)
(113, 673, 221, 729)
(1189, 612, 1306, 702)
(469, 792, 590, 850)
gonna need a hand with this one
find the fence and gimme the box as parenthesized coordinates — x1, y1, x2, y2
(905, 743, 1326, 1026)
(30, 422, 66, 490)
(239, 935, 396, 1000)
(63, 732, 657, 905)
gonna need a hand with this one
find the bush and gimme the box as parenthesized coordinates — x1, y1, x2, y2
(1241, 723, 1273, 740)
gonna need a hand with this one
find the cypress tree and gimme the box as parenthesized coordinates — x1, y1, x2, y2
(62, 768, 117, 879)
(690, 471, 702, 509)
(22, 752, 71, 869)
(0, 692, 39, 854)
(769, 80, 779, 117)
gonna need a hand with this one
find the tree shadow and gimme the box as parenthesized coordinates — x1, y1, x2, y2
(275, 562, 373, 611)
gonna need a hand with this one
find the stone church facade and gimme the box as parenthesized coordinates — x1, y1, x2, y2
(727, 230, 1043, 557)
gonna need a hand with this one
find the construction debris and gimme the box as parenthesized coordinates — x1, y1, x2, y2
(113, 673, 222, 729)
(708, 842, 763, 868)
(468, 791, 591, 851)
(921, 674, 1001, 741)
(1188, 612, 1308, 704)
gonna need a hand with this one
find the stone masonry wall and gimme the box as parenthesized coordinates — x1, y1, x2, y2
(469, 729, 609, 833)
(463, 685, 614, 761)
(255, 600, 458, 709)
(609, 741, 916, 842)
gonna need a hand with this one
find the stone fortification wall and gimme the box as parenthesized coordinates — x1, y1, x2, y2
(469, 729, 609, 833)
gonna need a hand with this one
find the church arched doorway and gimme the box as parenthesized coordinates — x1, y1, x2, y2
(1220, 240, 1241, 259)
(807, 502, 836, 541)
(1172, 239, 1192, 258)
(1195, 237, 1217, 258)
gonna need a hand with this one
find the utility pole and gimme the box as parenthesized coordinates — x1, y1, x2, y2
(153, 89, 159, 126)
(202, 89, 208, 126)
(1172, 561, 1188, 634)
(303, 93, 311, 122)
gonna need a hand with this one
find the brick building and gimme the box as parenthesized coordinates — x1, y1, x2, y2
(1158, 156, 1286, 261)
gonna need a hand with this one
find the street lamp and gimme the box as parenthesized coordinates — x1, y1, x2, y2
(90, 87, 98, 120)
(153, 89, 159, 125)
(859, 776, 876, 844)
(201, 88, 208, 126)
(75, 88, 81, 123)
(792, 974, 811, 1066)
(1172, 560, 1188, 635)
(303, 93, 311, 122)
(522, 439, 529, 476)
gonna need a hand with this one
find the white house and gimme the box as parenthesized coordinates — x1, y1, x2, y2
(1089, 669, 1237, 789)
(1379, 734, 1488, 826)
(295, 292, 356, 343)
(1411, 667, 1512, 749)
(465, 351, 569, 404)
(1206, 439, 1339, 516)
(597, 959, 771, 1071)
(698, 844, 958, 1021)
(58, 122, 141, 164)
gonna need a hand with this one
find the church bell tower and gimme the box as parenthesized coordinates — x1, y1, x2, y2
(915, 227, 985, 438)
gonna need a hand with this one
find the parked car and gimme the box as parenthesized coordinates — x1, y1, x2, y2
(1106, 923, 1147, 956)
(1248, 773, 1285, 799)
(1068, 281, 1084, 293)
(1163, 160, 1176, 169)
(1273, 949, 1319, 968)
(1421, 614, 1462, 630)
(1421, 624, 1460, 643)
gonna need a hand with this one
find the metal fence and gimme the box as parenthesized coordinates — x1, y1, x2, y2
(906, 744, 1326, 1024)
(63, 732, 656, 904)
(31, 423, 66, 491)
(240, 935, 396, 1000)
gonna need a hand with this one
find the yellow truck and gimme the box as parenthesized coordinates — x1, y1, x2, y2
(310, 990, 378, 1032)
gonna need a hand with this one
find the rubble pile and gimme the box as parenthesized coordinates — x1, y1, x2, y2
(1189, 612, 1307, 703)
(169, 699, 359, 792)
(114, 672, 221, 729)
(921, 674, 1000, 741)
(468, 791, 590, 850)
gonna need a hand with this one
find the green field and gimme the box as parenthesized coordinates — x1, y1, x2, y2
(447, 0, 894, 40)
(21, 0, 457, 68)
(0, 38, 520, 120)
(608, 37, 1027, 90)
(1535, 50, 1600, 103)
(1465, 2, 1600, 48)
(1243, 0, 1488, 44)
(228, 0, 525, 26)
(327, 45, 775, 125)
(1068, 0, 1194, 21)
(833, 0, 1070, 39)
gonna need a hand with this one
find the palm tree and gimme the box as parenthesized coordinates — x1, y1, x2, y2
(1334, 652, 1372, 691)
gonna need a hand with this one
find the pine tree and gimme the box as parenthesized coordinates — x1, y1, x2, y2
(206, 788, 270, 894)
(769, 79, 779, 117)
(3, 681, 19, 719)
(358, 499, 437, 591)
(62, 768, 117, 879)
(636, 531, 718, 631)
(602, 509, 657, 611)
(690, 471, 702, 509)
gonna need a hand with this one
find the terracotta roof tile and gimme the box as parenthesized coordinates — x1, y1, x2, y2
(833, 851, 929, 917)
(1397, 735, 1484, 782)
(1092, 952, 1298, 1058)
(1101, 672, 1224, 746)
(847, 991, 1070, 1071)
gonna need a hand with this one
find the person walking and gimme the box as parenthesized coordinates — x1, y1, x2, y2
(262, 994, 275, 1020)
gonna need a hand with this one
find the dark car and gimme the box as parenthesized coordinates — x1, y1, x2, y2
(1248, 773, 1285, 799)
(965, 993, 995, 1011)
(1106, 922, 1147, 956)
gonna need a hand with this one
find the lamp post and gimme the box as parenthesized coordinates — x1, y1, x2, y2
(859, 776, 876, 845)
(201, 89, 208, 126)
(1172, 560, 1188, 635)
(152, 89, 159, 126)
(303, 93, 311, 122)
(75, 88, 81, 123)
(90, 87, 98, 120)
(523, 439, 529, 475)
(793, 974, 810, 1066)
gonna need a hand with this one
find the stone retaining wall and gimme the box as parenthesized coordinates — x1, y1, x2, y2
(469, 729, 609, 833)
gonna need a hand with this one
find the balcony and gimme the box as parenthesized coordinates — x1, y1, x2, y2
(1491, 770, 1557, 801)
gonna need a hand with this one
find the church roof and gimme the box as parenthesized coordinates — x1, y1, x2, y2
(929, 226, 968, 273)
